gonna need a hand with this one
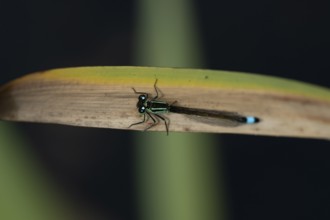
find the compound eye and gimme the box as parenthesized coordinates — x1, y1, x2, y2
(138, 106, 146, 113)
(139, 94, 147, 102)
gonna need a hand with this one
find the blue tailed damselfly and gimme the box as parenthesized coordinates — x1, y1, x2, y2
(129, 79, 260, 135)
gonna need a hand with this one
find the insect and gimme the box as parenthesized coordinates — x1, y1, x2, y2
(129, 79, 260, 135)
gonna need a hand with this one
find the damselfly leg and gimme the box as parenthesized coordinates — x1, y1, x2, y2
(128, 113, 147, 128)
(153, 114, 169, 135)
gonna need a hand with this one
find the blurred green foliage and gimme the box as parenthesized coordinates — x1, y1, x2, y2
(0, 122, 73, 220)
(134, 0, 226, 220)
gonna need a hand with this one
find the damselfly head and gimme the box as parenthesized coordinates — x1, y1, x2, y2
(136, 94, 148, 108)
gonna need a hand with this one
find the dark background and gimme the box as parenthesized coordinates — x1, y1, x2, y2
(1, 0, 330, 219)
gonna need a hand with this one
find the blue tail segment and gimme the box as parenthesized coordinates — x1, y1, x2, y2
(245, 116, 260, 124)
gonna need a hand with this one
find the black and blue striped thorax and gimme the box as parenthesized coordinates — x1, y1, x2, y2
(146, 100, 170, 113)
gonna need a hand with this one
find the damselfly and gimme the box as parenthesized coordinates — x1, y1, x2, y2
(129, 79, 260, 135)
